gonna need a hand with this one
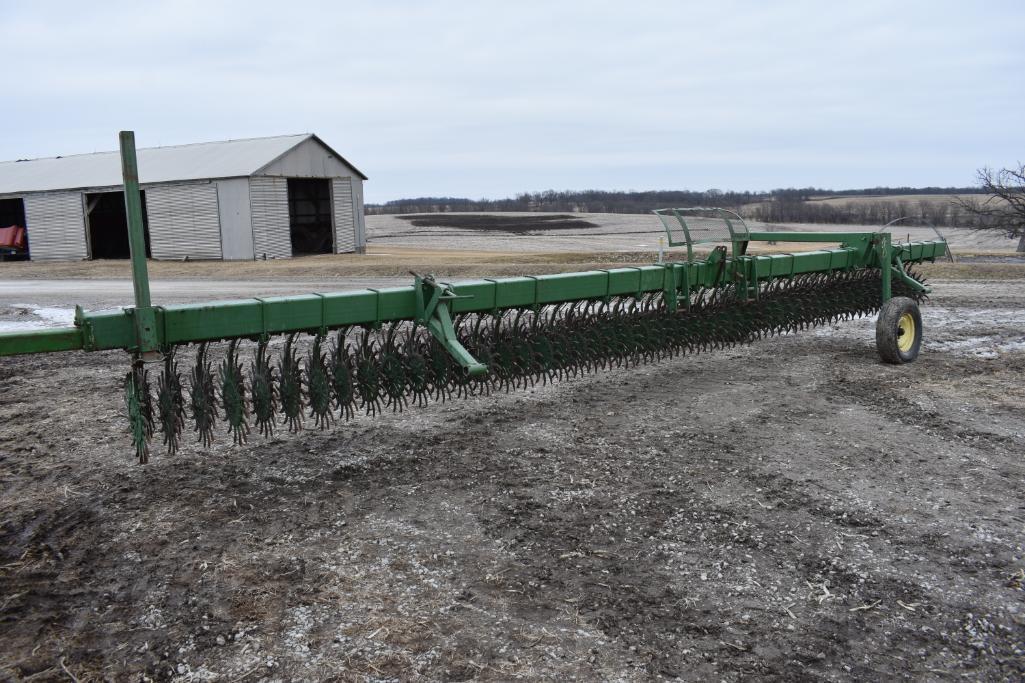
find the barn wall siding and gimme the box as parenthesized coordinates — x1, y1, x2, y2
(257, 138, 363, 179)
(23, 192, 87, 260)
(331, 177, 355, 253)
(249, 177, 291, 258)
(146, 184, 222, 260)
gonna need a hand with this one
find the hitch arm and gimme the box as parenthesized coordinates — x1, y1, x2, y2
(414, 274, 488, 376)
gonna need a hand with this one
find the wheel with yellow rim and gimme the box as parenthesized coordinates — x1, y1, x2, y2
(876, 297, 923, 364)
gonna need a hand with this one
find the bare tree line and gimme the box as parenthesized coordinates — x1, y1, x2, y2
(368, 187, 985, 229)
(368, 189, 761, 215)
(369, 171, 1025, 251)
(746, 195, 978, 227)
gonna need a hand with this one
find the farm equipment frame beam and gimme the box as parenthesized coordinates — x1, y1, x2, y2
(0, 238, 946, 359)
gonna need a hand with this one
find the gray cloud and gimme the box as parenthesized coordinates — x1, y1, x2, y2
(1, 0, 1022, 201)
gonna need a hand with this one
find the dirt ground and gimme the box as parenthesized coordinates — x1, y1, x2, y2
(1, 268, 1024, 681)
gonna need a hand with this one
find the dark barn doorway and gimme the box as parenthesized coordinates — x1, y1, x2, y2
(0, 197, 28, 260)
(86, 191, 150, 259)
(287, 179, 333, 255)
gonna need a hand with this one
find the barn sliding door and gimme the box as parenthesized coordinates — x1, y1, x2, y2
(250, 177, 292, 259)
(331, 177, 356, 253)
(146, 184, 222, 260)
(22, 192, 88, 260)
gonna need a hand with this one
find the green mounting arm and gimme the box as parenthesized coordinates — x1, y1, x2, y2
(892, 255, 929, 295)
(415, 274, 487, 376)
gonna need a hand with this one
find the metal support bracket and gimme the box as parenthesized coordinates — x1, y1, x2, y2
(891, 257, 931, 295)
(661, 264, 678, 312)
(877, 233, 893, 301)
(414, 273, 487, 376)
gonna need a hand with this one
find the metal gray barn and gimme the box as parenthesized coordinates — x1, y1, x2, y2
(0, 134, 367, 260)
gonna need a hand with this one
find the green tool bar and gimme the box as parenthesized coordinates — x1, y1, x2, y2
(0, 238, 947, 357)
(0, 327, 84, 355)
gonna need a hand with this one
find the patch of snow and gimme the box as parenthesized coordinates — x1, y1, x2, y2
(926, 335, 1025, 357)
(0, 304, 76, 332)
(925, 307, 1025, 328)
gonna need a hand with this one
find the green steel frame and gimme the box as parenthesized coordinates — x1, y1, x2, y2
(0, 132, 948, 368)
(0, 237, 945, 359)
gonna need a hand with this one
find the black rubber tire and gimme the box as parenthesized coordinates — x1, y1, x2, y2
(876, 297, 923, 364)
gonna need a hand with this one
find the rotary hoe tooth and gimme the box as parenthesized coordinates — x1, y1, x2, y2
(251, 339, 277, 438)
(124, 363, 153, 464)
(530, 330, 558, 385)
(221, 339, 250, 446)
(330, 328, 357, 421)
(355, 328, 383, 416)
(462, 314, 496, 396)
(404, 339, 431, 408)
(380, 323, 409, 413)
(307, 333, 334, 430)
(425, 337, 453, 402)
(189, 343, 218, 448)
(279, 333, 304, 433)
(156, 347, 185, 456)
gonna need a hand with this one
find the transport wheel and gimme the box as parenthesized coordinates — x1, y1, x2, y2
(876, 297, 922, 364)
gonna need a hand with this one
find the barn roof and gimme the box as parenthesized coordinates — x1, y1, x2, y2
(0, 134, 367, 195)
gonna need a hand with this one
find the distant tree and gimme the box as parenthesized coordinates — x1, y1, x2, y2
(954, 165, 1025, 252)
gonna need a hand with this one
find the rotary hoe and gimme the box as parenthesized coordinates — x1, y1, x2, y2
(0, 133, 947, 462)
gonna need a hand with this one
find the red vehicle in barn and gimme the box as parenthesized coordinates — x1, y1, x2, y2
(0, 224, 28, 260)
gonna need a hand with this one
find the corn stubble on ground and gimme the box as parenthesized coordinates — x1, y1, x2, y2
(1, 246, 1024, 680)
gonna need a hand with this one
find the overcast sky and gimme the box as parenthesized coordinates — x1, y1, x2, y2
(2, 1, 1022, 202)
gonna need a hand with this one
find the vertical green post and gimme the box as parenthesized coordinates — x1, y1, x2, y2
(879, 232, 892, 302)
(119, 131, 159, 356)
